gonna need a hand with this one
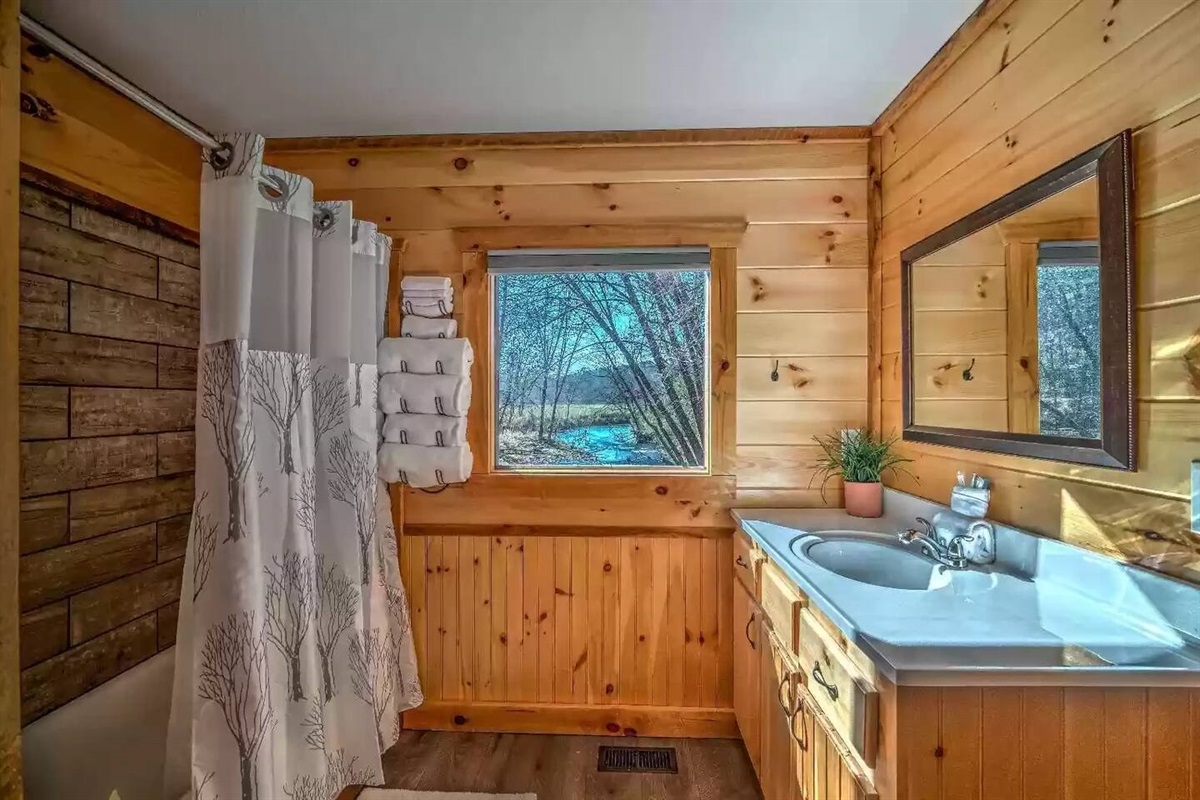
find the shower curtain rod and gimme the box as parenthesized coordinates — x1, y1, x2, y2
(19, 13, 229, 159)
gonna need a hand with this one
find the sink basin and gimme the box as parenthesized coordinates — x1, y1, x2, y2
(792, 530, 952, 591)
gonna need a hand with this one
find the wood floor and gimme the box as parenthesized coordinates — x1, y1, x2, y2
(375, 731, 762, 799)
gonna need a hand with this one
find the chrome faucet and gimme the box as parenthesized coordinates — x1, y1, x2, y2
(898, 517, 968, 569)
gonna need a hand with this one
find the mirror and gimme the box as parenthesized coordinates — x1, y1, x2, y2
(901, 131, 1134, 470)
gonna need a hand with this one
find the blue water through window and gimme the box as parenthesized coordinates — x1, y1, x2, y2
(493, 269, 708, 469)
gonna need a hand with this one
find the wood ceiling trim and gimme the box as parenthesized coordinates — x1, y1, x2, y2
(265, 125, 873, 154)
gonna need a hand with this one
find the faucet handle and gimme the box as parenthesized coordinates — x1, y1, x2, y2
(914, 516, 934, 535)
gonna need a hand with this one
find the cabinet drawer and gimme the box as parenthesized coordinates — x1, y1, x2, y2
(796, 610, 879, 767)
(760, 561, 805, 652)
(733, 529, 762, 595)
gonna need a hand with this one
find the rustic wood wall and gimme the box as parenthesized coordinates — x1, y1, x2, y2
(16, 181, 198, 724)
(1, 0, 23, 793)
(873, 0, 1200, 583)
(7, 21, 203, 736)
(267, 129, 870, 734)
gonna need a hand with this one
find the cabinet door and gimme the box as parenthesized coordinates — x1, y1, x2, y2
(759, 631, 797, 800)
(795, 687, 878, 800)
(733, 582, 762, 777)
(792, 694, 814, 800)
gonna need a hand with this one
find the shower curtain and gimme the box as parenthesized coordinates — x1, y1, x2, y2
(166, 133, 422, 800)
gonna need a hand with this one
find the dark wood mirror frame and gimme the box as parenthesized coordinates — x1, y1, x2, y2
(900, 130, 1135, 470)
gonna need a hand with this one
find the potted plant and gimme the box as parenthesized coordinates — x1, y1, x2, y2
(811, 428, 913, 518)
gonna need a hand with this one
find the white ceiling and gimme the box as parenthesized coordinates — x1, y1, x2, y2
(23, 0, 977, 139)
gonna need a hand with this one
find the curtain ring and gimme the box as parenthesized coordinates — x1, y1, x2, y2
(313, 207, 335, 232)
(207, 140, 234, 171)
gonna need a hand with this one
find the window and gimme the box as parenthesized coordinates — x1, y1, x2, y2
(490, 248, 710, 470)
(1035, 241, 1102, 439)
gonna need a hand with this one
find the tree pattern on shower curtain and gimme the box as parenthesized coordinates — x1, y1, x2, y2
(167, 133, 422, 800)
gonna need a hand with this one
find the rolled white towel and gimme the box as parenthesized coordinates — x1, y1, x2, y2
(401, 275, 452, 293)
(402, 296, 453, 318)
(402, 316, 458, 339)
(378, 337, 474, 376)
(379, 372, 471, 416)
(383, 413, 466, 447)
(379, 442, 472, 487)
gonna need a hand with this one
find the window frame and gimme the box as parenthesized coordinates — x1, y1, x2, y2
(487, 259, 713, 475)
(1031, 248, 1103, 440)
(446, 224, 742, 481)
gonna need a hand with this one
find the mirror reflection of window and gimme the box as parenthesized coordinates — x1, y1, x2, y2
(1035, 242, 1101, 439)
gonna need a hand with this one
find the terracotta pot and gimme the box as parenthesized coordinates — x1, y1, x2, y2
(844, 481, 883, 518)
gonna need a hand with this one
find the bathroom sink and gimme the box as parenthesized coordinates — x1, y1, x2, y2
(791, 531, 952, 591)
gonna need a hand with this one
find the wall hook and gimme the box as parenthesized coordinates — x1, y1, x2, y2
(770, 360, 780, 382)
(962, 358, 976, 382)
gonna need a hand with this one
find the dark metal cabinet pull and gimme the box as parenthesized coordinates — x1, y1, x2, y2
(790, 697, 809, 751)
(811, 662, 840, 701)
(744, 612, 756, 650)
(776, 674, 791, 713)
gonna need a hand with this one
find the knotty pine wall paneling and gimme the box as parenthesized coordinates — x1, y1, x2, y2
(17, 35, 200, 232)
(267, 129, 871, 734)
(873, 0, 1200, 583)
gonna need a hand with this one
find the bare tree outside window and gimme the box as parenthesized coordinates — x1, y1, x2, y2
(494, 270, 707, 468)
(1036, 263, 1102, 438)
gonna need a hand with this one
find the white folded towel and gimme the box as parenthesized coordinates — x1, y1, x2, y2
(402, 316, 458, 339)
(402, 296, 453, 318)
(378, 337, 474, 376)
(379, 373, 471, 416)
(383, 413, 466, 447)
(403, 287, 453, 299)
(401, 276, 452, 293)
(379, 442, 472, 487)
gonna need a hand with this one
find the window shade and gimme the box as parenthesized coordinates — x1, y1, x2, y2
(1037, 240, 1100, 265)
(487, 247, 710, 274)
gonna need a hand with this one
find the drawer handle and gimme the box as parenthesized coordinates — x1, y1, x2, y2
(744, 612, 757, 650)
(776, 674, 791, 713)
(790, 696, 809, 751)
(811, 662, 840, 701)
(735, 555, 750, 569)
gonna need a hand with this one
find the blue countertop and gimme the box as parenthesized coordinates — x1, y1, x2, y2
(734, 507, 1200, 687)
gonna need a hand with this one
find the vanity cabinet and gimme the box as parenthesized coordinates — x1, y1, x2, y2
(731, 525, 1200, 800)
(734, 530, 877, 800)
(733, 581, 762, 777)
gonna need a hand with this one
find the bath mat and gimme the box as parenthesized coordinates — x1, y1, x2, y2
(359, 791, 536, 800)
